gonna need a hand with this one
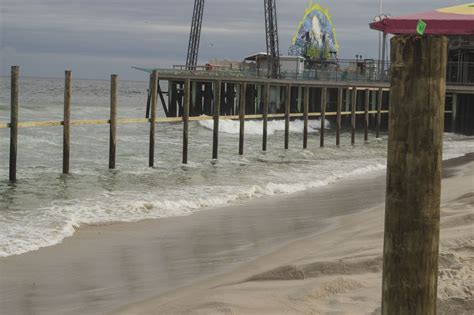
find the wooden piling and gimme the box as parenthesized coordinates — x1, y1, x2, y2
(351, 87, 356, 145)
(9, 66, 19, 182)
(63, 70, 72, 174)
(320, 87, 327, 147)
(262, 83, 269, 151)
(109, 74, 118, 169)
(336, 88, 342, 146)
(382, 35, 448, 315)
(376, 88, 383, 138)
(239, 83, 246, 155)
(212, 80, 221, 159)
(364, 89, 369, 141)
(182, 78, 190, 164)
(149, 70, 158, 167)
(303, 86, 309, 149)
(285, 84, 291, 150)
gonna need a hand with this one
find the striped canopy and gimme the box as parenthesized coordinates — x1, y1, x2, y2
(370, 3, 474, 35)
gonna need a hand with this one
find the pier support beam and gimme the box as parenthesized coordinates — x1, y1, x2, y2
(376, 88, 383, 138)
(149, 71, 158, 167)
(364, 89, 369, 141)
(109, 74, 117, 169)
(320, 87, 327, 147)
(303, 87, 309, 149)
(351, 87, 357, 145)
(182, 78, 190, 164)
(212, 80, 221, 160)
(63, 70, 72, 174)
(263, 83, 269, 151)
(451, 93, 458, 133)
(382, 35, 448, 315)
(285, 84, 291, 150)
(9, 66, 19, 182)
(336, 88, 342, 146)
(239, 83, 246, 155)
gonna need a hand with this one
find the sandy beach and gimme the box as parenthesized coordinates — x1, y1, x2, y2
(0, 155, 473, 315)
(113, 156, 474, 315)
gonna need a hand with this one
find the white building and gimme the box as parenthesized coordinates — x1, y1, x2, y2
(242, 52, 305, 77)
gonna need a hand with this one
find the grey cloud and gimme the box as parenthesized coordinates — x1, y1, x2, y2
(0, 0, 468, 80)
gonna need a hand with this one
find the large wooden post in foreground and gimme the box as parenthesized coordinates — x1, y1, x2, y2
(382, 35, 448, 315)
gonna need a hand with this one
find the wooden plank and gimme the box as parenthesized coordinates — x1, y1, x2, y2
(239, 83, 246, 155)
(118, 118, 150, 124)
(109, 74, 118, 169)
(320, 87, 327, 147)
(351, 87, 357, 145)
(336, 88, 342, 146)
(263, 83, 269, 151)
(182, 78, 190, 164)
(303, 86, 309, 149)
(9, 66, 19, 182)
(364, 89, 369, 141)
(149, 70, 158, 167)
(212, 80, 221, 159)
(382, 35, 447, 315)
(63, 70, 72, 174)
(376, 88, 383, 138)
(268, 113, 286, 118)
(285, 84, 291, 150)
(70, 119, 109, 126)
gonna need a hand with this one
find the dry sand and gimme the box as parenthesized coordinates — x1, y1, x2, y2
(1, 156, 472, 315)
(113, 158, 474, 315)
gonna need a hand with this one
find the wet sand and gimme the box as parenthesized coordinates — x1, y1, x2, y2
(1, 155, 473, 315)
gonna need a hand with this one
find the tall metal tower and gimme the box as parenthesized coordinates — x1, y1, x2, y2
(186, 0, 205, 69)
(264, 0, 281, 78)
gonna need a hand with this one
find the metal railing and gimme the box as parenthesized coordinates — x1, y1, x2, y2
(153, 60, 474, 85)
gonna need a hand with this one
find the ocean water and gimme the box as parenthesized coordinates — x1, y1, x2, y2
(0, 76, 473, 257)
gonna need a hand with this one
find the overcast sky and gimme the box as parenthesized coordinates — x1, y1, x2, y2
(0, 0, 467, 80)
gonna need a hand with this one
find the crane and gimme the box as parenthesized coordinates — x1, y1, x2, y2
(185, 0, 281, 78)
(264, 0, 281, 78)
(186, 0, 205, 69)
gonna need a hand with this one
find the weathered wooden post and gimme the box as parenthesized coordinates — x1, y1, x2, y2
(262, 83, 269, 151)
(149, 70, 158, 167)
(351, 87, 357, 145)
(303, 86, 309, 149)
(212, 80, 221, 159)
(63, 70, 72, 174)
(285, 84, 291, 149)
(382, 35, 448, 315)
(364, 89, 369, 141)
(239, 83, 246, 155)
(336, 88, 342, 146)
(376, 88, 383, 138)
(109, 74, 118, 169)
(9, 66, 19, 182)
(182, 78, 190, 164)
(320, 87, 327, 147)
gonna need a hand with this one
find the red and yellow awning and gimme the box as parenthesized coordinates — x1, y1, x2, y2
(370, 3, 474, 35)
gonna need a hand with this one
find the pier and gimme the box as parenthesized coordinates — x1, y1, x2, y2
(1, 65, 473, 182)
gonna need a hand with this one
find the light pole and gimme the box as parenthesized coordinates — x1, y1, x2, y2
(373, 5, 391, 79)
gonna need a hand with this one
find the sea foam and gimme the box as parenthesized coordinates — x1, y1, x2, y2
(199, 118, 330, 135)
